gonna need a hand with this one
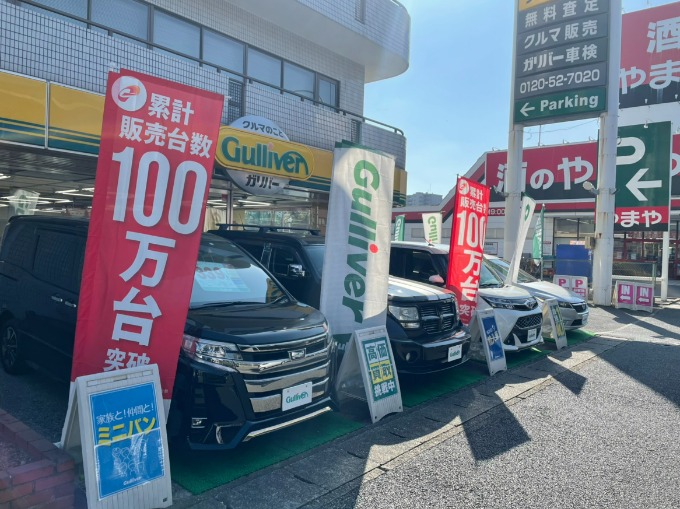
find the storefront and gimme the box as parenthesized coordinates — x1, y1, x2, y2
(0, 70, 407, 234)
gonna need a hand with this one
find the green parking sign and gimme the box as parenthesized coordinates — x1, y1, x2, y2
(615, 122, 672, 232)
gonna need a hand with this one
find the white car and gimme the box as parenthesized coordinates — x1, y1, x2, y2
(390, 242, 544, 352)
(484, 255, 589, 330)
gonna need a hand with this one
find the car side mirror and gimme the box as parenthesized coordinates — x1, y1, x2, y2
(429, 274, 445, 285)
(288, 264, 306, 278)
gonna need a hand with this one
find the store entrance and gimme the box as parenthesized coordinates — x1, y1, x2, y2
(614, 224, 680, 280)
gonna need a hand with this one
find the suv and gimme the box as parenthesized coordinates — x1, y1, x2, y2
(390, 242, 544, 352)
(0, 216, 335, 449)
(210, 226, 471, 374)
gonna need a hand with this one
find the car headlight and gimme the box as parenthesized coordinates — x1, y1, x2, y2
(182, 334, 242, 369)
(558, 301, 573, 308)
(388, 305, 420, 329)
(482, 296, 537, 310)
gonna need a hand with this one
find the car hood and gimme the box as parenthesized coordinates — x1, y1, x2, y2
(478, 285, 532, 299)
(387, 276, 453, 303)
(514, 281, 584, 303)
(185, 301, 327, 345)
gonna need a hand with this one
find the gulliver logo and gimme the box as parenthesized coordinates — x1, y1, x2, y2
(285, 391, 309, 404)
(343, 160, 381, 324)
(111, 76, 147, 112)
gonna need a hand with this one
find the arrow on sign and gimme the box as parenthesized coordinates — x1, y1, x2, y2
(520, 103, 536, 117)
(626, 167, 662, 201)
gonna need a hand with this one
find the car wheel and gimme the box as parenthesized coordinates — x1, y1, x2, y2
(0, 319, 27, 375)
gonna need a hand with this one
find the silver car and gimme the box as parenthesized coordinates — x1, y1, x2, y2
(484, 256, 589, 330)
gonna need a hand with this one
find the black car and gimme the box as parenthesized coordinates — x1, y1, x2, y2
(0, 216, 335, 449)
(210, 225, 472, 374)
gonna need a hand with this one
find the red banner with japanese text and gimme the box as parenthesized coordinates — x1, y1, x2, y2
(71, 70, 223, 400)
(446, 177, 490, 325)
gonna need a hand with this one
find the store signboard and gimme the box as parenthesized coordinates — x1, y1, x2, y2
(447, 177, 490, 325)
(615, 122, 672, 232)
(620, 2, 680, 108)
(320, 143, 395, 348)
(513, 0, 611, 125)
(71, 70, 223, 402)
(477, 309, 507, 376)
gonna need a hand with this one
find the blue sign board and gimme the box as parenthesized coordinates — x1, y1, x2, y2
(482, 315, 505, 362)
(90, 383, 165, 500)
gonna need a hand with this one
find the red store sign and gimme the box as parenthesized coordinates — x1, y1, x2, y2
(71, 70, 224, 399)
(446, 177, 490, 326)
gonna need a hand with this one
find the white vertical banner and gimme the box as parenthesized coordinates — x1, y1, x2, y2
(505, 195, 536, 285)
(320, 144, 395, 351)
(421, 212, 442, 244)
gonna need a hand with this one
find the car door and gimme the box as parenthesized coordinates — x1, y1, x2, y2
(29, 228, 82, 380)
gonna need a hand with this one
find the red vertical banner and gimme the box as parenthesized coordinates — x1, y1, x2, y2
(447, 177, 490, 325)
(71, 70, 224, 400)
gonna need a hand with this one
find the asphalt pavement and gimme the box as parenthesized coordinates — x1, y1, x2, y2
(2, 298, 680, 508)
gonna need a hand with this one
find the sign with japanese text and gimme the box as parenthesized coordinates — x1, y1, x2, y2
(506, 195, 536, 285)
(614, 280, 654, 311)
(394, 214, 405, 241)
(543, 298, 568, 348)
(514, 0, 610, 125)
(447, 177, 490, 325)
(71, 70, 223, 402)
(483, 134, 680, 206)
(615, 122, 672, 232)
(227, 169, 288, 195)
(61, 365, 172, 509)
(477, 309, 507, 376)
(554, 275, 589, 299)
(320, 144, 395, 348)
(215, 126, 315, 181)
(422, 212, 442, 244)
(620, 2, 680, 108)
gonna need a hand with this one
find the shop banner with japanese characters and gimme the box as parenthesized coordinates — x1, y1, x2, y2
(320, 143, 395, 349)
(71, 70, 223, 401)
(446, 177, 490, 325)
(506, 196, 536, 285)
(422, 212, 442, 244)
(620, 2, 680, 108)
(615, 122, 672, 232)
(394, 214, 405, 241)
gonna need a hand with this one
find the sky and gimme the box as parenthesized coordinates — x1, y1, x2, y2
(364, 0, 678, 196)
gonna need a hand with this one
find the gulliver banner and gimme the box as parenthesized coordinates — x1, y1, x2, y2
(447, 177, 490, 325)
(506, 195, 536, 285)
(394, 214, 405, 241)
(320, 143, 395, 349)
(422, 212, 442, 244)
(71, 70, 223, 403)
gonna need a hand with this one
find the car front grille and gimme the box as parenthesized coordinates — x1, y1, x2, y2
(572, 303, 588, 313)
(235, 333, 331, 415)
(515, 313, 543, 330)
(418, 299, 457, 335)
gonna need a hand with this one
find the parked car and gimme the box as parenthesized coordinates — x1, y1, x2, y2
(0, 216, 335, 450)
(484, 255, 589, 329)
(210, 225, 472, 374)
(390, 241, 544, 352)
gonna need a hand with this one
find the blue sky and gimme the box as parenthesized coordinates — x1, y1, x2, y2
(364, 0, 678, 195)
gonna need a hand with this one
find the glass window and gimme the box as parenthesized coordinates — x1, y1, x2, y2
(578, 219, 595, 237)
(92, 0, 148, 39)
(203, 30, 244, 73)
(153, 10, 200, 58)
(284, 62, 314, 99)
(554, 218, 578, 237)
(190, 237, 285, 306)
(247, 49, 281, 87)
(271, 247, 301, 277)
(318, 77, 338, 107)
(33, 230, 79, 292)
(0, 225, 34, 270)
(30, 0, 87, 18)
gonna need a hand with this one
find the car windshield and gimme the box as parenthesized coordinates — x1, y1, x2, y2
(432, 253, 502, 288)
(190, 236, 286, 307)
(486, 257, 538, 283)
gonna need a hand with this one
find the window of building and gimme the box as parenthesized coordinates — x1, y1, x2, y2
(153, 10, 200, 58)
(30, 0, 87, 18)
(92, 0, 148, 40)
(247, 48, 282, 87)
(283, 62, 314, 99)
(203, 29, 244, 74)
(318, 76, 338, 108)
